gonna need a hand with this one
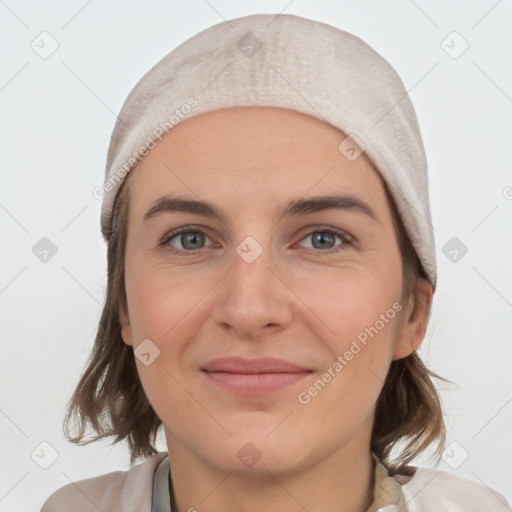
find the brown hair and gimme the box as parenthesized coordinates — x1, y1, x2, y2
(373, 178, 449, 475)
(64, 166, 447, 471)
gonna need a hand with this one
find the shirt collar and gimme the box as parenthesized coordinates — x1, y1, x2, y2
(151, 453, 404, 512)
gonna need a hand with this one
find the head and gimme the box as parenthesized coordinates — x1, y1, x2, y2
(65, 106, 446, 474)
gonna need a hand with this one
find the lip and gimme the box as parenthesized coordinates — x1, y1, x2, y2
(201, 357, 313, 395)
(202, 356, 310, 374)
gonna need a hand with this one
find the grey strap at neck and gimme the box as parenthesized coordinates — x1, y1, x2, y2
(151, 455, 172, 512)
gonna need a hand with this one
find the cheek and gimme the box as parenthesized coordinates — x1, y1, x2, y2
(295, 262, 402, 349)
(125, 268, 199, 427)
(295, 269, 402, 406)
(123, 265, 211, 408)
(296, 314, 398, 440)
(124, 261, 203, 342)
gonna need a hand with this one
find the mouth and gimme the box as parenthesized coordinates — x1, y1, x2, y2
(201, 356, 313, 395)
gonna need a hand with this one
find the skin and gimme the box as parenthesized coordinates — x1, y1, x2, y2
(119, 106, 433, 512)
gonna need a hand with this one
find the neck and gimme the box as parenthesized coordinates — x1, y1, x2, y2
(165, 434, 375, 512)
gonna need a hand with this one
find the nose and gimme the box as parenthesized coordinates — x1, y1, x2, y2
(211, 237, 294, 338)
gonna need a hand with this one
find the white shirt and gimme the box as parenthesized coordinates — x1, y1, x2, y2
(151, 453, 512, 512)
(41, 451, 512, 511)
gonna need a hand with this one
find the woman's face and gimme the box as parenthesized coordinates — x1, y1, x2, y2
(120, 106, 430, 475)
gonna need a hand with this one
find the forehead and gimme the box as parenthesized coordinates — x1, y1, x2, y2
(127, 106, 391, 222)
(143, 106, 362, 167)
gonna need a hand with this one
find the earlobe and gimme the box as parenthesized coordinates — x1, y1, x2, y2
(119, 306, 133, 347)
(392, 278, 433, 360)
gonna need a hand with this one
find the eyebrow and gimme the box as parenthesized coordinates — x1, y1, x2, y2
(142, 193, 378, 224)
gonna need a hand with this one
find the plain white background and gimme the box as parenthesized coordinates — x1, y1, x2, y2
(1, 1, 511, 510)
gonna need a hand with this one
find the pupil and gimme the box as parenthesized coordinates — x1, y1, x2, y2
(183, 232, 203, 249)
(315, 232, 333, 249)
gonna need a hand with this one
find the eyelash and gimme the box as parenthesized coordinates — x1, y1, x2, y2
(159, 225, 354, 256)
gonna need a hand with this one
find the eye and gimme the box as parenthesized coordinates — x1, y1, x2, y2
(298, 227, 353, 254)
(160, 226, 215, 256)
(160, 225, 354, 256)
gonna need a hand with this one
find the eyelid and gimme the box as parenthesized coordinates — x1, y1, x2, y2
(296, 224, 355, 244)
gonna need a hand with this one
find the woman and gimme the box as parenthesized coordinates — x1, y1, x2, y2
(41, 12, 511, 512)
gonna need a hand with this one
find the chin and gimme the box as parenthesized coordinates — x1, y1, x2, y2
(205, 443, 306, 476)
(195, 424, 312, 476)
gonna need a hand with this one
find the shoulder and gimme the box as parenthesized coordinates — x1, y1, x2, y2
(40, 452, 167, 512)
(395, 465, 511, 511)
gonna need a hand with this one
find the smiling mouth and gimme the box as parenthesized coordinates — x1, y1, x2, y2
(202, 370, 312, 394)
(200, 356, 313, 395)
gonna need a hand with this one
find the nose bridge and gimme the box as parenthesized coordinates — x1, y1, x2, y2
(226, 217, 274, 280)
(212, 230, 292, 334)
(230, 232, 278, 301)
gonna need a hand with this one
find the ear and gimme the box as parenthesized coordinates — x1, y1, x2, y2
(119, 303, 134, 347)
(392, 277, 433, 360)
